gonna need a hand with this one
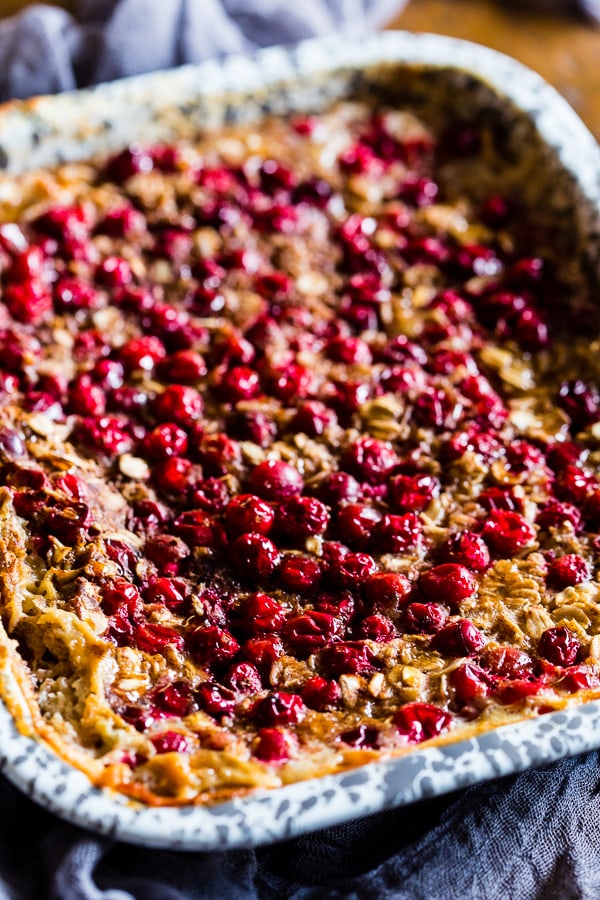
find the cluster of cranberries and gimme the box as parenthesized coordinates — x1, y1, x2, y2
(3, 105, 600, 767)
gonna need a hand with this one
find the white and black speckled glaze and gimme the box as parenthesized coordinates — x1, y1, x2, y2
(1, 31, 600, 850)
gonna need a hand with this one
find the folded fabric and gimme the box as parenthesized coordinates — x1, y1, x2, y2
(0, 0, 405, 101)
(3, 749, 600, 898)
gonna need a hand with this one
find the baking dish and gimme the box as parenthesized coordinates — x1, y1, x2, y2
(1, 29, 600, 849)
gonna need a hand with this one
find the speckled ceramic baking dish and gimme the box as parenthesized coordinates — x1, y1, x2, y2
(1, 30, 600, 851)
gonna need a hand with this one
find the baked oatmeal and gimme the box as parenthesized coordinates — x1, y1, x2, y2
(0, 101, 598, 804)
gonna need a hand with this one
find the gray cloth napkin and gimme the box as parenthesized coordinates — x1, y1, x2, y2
(0, 2, 599, 899)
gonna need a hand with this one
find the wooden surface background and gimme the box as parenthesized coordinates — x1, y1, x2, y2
(390, 0, 600, 139)
(0, 0, 598, 140)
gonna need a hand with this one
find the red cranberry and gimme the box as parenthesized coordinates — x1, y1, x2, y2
(231, 533, 281, 581)
(276, 496, 330, 542)
(171, 511, 226, 549)
(33, 205, 88, 245)
(90, 359, 125, 391)
(277, 556, 322, 595)
(506, 440, 547, 474)
(398, 175, 438, 207)
(293, 401, 338, 437)
(315, 472, 362, 507)
(444, 427, 502, 463)
(224, 662, 262, 695)
(196, 683, 236, 719)
(191, 477, 231, 513)
(372, 513, 423, 554)
(536, 500, 582, 532)
(144, 534, 190, 575)
(330, 552, 378, 588)
(119, 335, 166, 373)
(153, 385, 203, 425)
(95, 256, 133, 288)
(438, 531, 490, 572)
(249, 459, 303, 501)
(67, 376, 106, 416)
(355, 614, 395, 642)
(143, 578, 188, 612)
(163, 350, 207, 383)
(479, 646, 533, 680)
(389, 473, 440, 512)
(153, 681, 194, 717)
(225, 494, 275, 537)
(326, 336, 373, 365)
(340, 300, 379, 331)
(511, 309, 549, 352)
(75, 416, 133, 458)
(187, 625, 240, 668)
(196, 434, 241, 477)
(153, 457, 196, 495)
(250, 691, 306, 727)
(478, 487, 524, 514)
(558, 380, 600, 431)
(342, 437, 398, 485)
(413, 388, 459, 430)
(336, 503, 382, 550)
(228, 410, 276, 447)
(105, 145, 154, 181)
(254, 728, 295, 764)
(217, 366, 261, 402)
(556, 464, 596, 504)
(284, 611, 342, 656)
(586, 492, 600, 528)
(132, 622, 185, 654)
(4, 281, 52, 324)
(101, 578, 141, 618)
(258, 159, 297, 191)
(447, 663, 491, 706)
(319, 641, 376, 676)
(363, 572, 412, 610)
(145, 304, 194, 345)
(109, 385, 148, 417)
(213, 331, 256, 366)
(339, 724, 380, 749)
(314, 589, 355, 623)
(292, 176, 333, 207)
(482, 511, 536, 556)
(331, 380, 373, 419)
(431, 619, 486, 656)
(96, 205, 146, 238)
(241, 635, 284, 674)
(151, 731, 189, 754)
(54, 277, 100, 311)
(144, 423, 188, 461)
(237, 593, 286, 635)
(419, 564, 477, 609)
(547, 554, 590, 590)
(393, 702, 452, 744)
(268, 363, 314, 404)
(547, 442, 585, 473)
(538, 627, 580, 667)
(301, 676, 341, 711)
(403, 602, 448, 634)
(5, 245, 45, 282)
(556, 666, 600, 693)
(496, 680, 546, 705)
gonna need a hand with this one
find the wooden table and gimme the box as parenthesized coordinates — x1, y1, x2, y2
(389, 0, 600, 140)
